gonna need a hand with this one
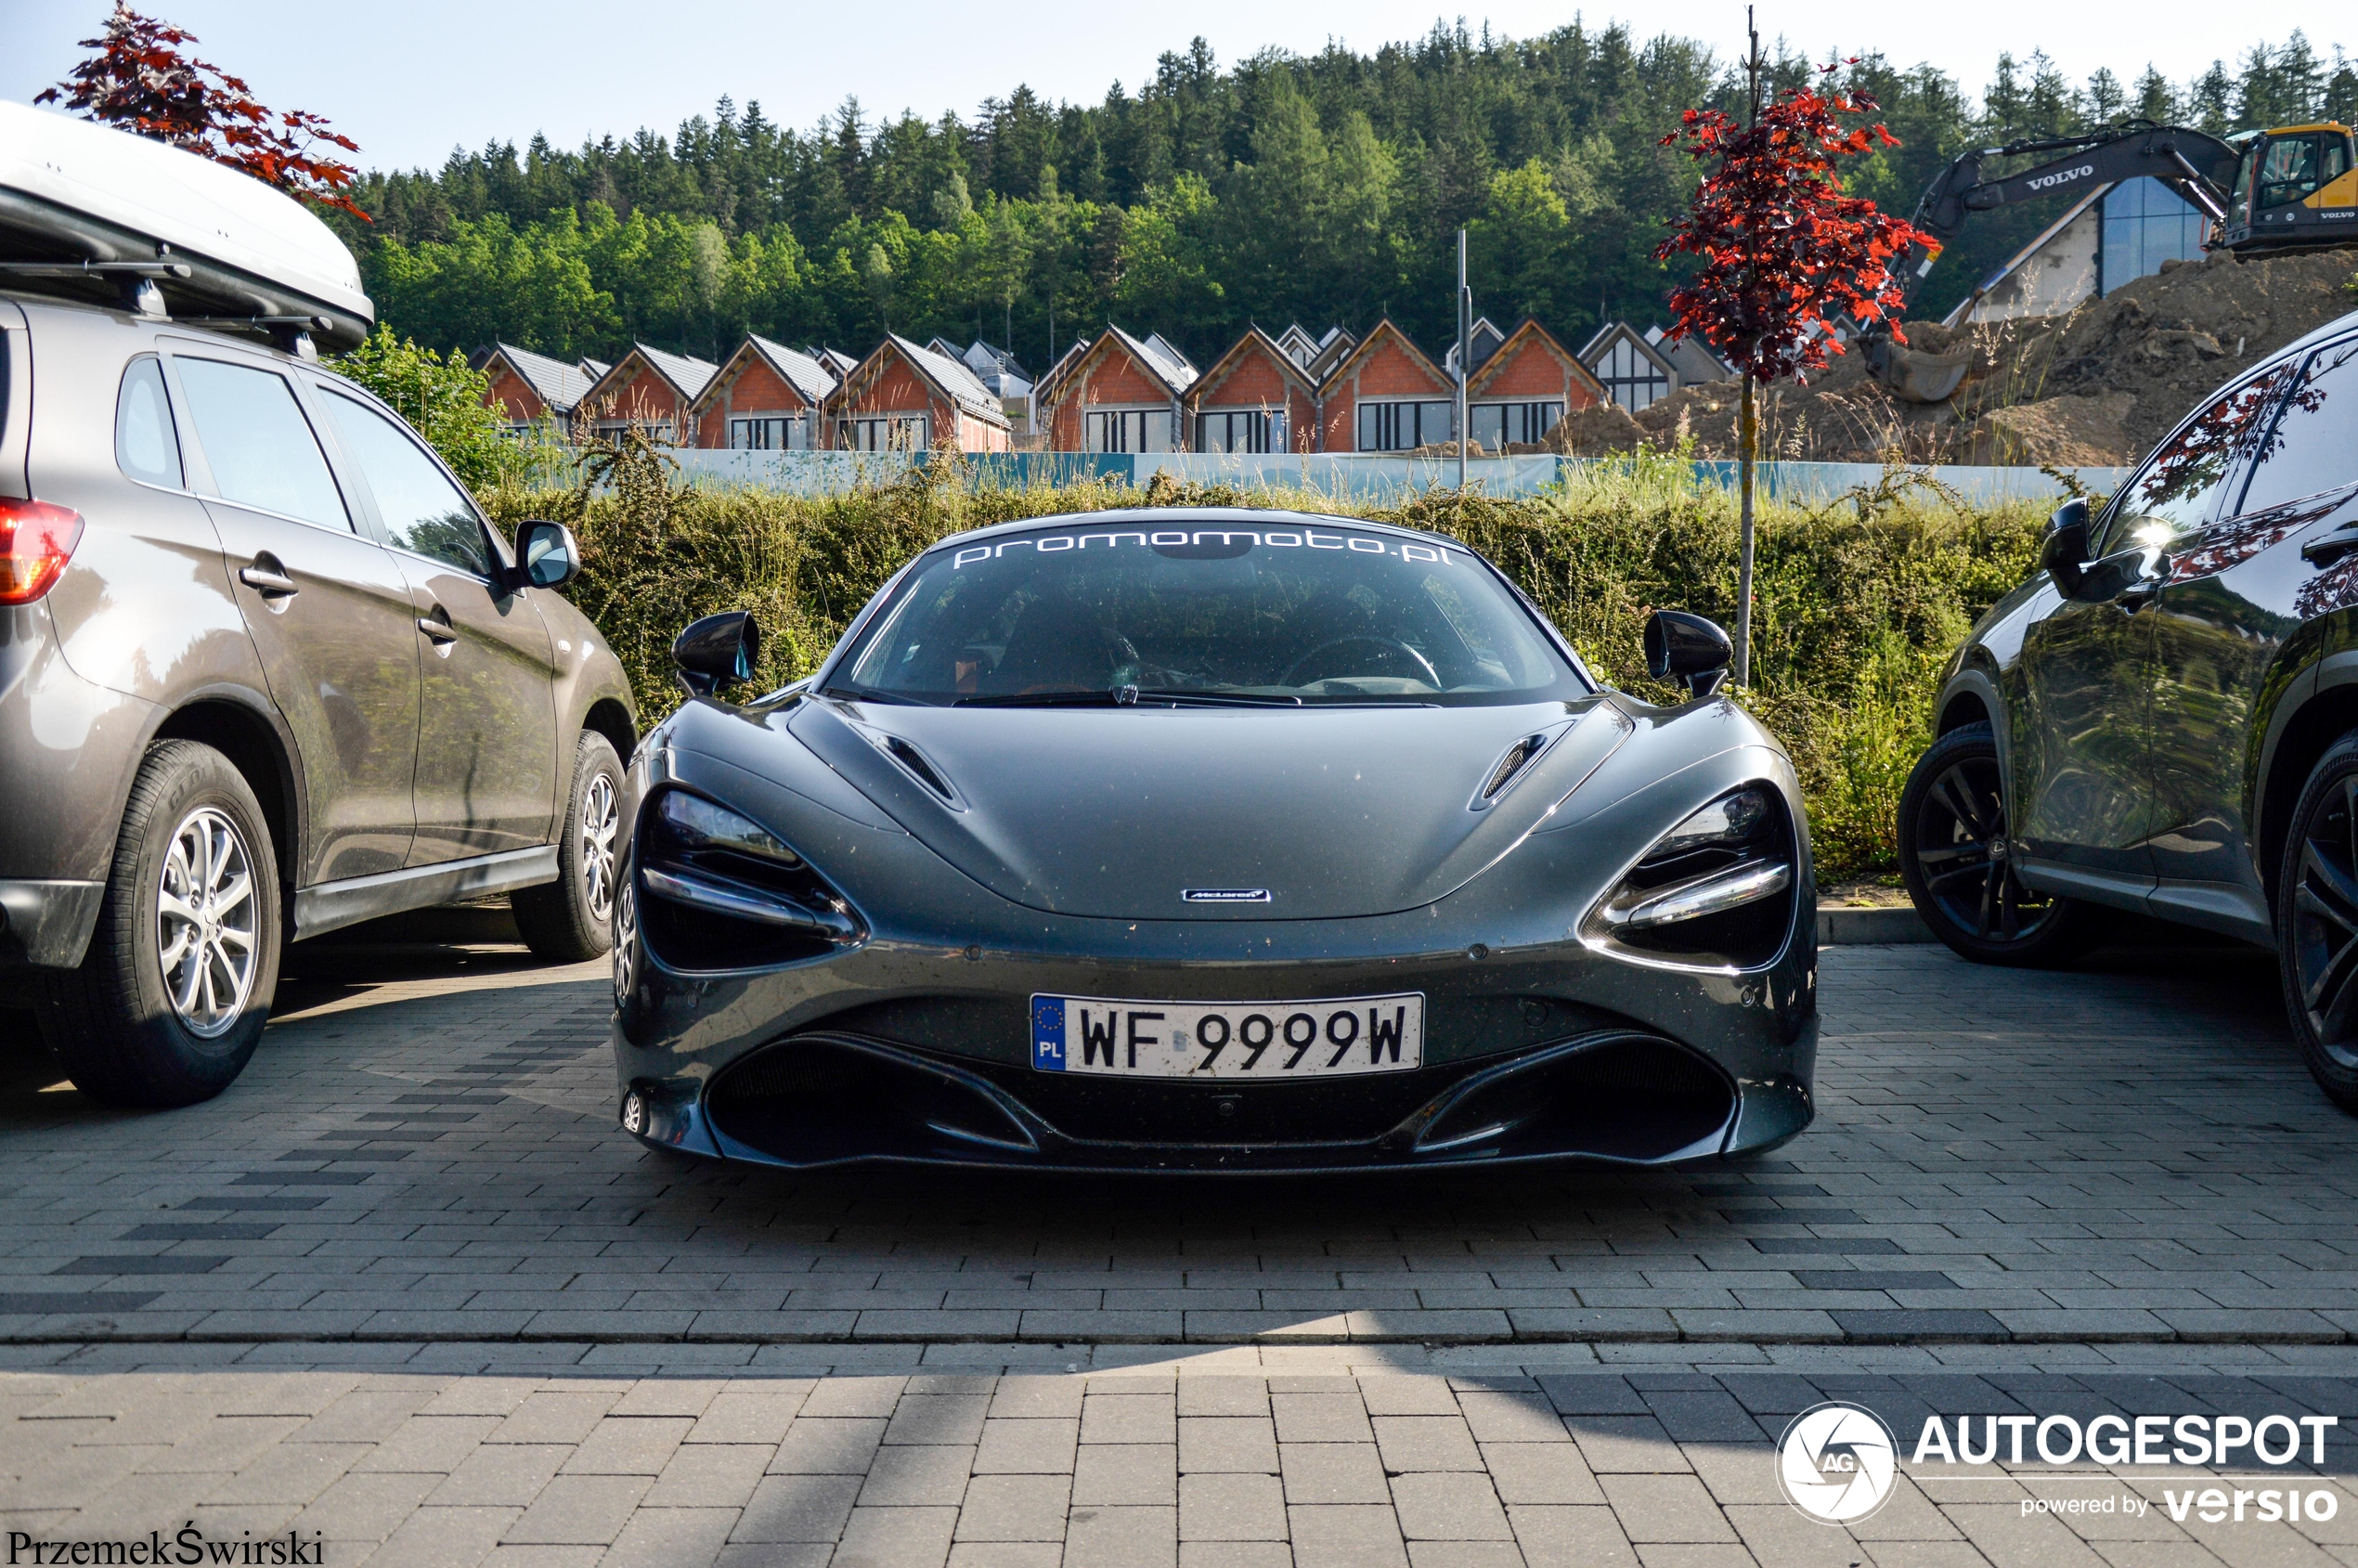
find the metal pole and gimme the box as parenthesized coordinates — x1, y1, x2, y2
(1735, 5, 1761, 690)
(1456, 227, 1471, 489)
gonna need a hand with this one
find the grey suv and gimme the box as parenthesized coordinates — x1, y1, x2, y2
(0, 292, 637, 1105)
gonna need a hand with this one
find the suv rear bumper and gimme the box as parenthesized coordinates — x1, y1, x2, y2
(0, 879, 101, 969)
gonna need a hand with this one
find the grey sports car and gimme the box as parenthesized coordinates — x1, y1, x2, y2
(609, 509, 1818, 1172)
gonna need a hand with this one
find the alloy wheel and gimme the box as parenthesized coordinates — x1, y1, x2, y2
(1910, 754, 2061, 944)
(612, 862, 637, 1004)
(156, 806, 259, 1039)
(581, 771, 619, 924)
(2290, 776, 2358, 1072)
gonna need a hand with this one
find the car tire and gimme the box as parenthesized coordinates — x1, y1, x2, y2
(1898, 720, 2093, 966)
(2274, 732, 2358, 1113)
(35, 740, 281, 1108)
(512, 730, 624, 963)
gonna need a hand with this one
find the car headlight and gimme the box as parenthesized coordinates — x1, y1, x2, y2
(1584, 785, 1795, 968)
(635, 788, 866, 969)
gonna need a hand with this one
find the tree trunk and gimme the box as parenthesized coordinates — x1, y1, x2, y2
(1736, 375, 1756, 689)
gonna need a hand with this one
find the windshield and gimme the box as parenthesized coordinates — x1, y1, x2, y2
(828, 518, 1584, 707)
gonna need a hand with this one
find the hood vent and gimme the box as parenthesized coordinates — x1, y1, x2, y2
(883, 735, 960, 807)
(1472, 733, 1549, 809)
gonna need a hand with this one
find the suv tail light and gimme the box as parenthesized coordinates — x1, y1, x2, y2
(0, 499, 84, 605)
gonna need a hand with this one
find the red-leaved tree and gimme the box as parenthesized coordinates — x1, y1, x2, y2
(1653, 69, 1932, 684)
(37, 3, 367, 221)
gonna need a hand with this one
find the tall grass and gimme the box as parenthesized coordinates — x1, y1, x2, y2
(480, 451, 2046, 881)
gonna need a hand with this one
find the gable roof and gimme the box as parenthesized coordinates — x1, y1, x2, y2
(1444, 317, 1507, 378)
(1185, 325, 1321, 407)
(694, 335, 836, 413)
(813, 347, 860, 379)
(588, 343, 720, 412)
(824, 335, 1011, 427)
(1645, 324, 1732, 383)
(579, 356, 612, 382)
(1468, 317, 1609, 403)
(1035, 325, 1200, 409)
(1576, 320, 1680, 380)
(1317, 317, 1449, 395)
(480, 343, 599, 418)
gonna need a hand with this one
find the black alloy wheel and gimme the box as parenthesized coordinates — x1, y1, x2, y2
(1898, 721, 2090, 965)
(2277, 732, 2358, 1111)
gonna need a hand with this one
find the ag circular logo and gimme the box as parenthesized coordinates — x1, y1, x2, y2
(1777, 1401, 1899, 1523)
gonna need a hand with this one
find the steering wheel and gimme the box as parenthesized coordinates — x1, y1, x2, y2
(1280, 635, 1442, 688)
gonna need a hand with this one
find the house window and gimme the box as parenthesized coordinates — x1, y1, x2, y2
(1595, 340, 1670, 412)
(2101, 177, 2208, 295)
(597, 420, 676, 446)
(1085, 408, 1174, 453)
(1469, 401, 1565, 451)
(730, 415, 807, 450)
(1198, 408, 1285, 454)
(1355, 399, 1452, 452)
(839, 415, 930, 451)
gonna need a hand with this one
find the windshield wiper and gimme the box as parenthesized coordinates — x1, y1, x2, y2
(954, 690, 1124, 707)
(1128, 688, 1302, 707)
(955, 686, 1304, 708)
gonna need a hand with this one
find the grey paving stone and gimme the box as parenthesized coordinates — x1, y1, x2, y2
(1278, 1443, 1389, 1505)
(1073, 1443, 1177, 1506)
(834, 1504, 959, 1568)
(1389, 1471, 1512, 1540)
(732, 1472, 862, 1542)
(858, 1442, 977, 1507)
(1181, 1416, 1280, 1473)
(1064, 1502, 1178, 1568)
(770, 1418, 887, 1474)
(975, 1415, 1080, 1473)
(1179, 1471, 1288, 1540)
(1288, 1504, 1409, 1568)
(955, 1473, 1071, 1541)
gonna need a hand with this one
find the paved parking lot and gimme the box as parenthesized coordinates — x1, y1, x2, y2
(1, 932, 2355, 1564)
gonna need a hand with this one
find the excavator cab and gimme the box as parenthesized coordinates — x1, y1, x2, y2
(2222, 123, 2358, 246)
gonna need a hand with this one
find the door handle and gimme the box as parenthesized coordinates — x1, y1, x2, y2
(239, 565, 298, 596)
(416, 615, 459, 645)
(2115, 578, 2163, 611)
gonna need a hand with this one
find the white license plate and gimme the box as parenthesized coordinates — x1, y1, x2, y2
(1030, 993, 1425, 1079)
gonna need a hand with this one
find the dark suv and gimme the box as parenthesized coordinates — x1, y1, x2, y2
(1900, 305, 2358, 1110)
(0, 292, 636, 1105)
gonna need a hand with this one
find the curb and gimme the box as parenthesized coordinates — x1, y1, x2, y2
(1818, 905, 1934, 945)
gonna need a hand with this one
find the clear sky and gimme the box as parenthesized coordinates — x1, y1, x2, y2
(3, 0, 2337, 174)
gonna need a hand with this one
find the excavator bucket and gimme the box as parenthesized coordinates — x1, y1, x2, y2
(1868, 339, 1971, 403)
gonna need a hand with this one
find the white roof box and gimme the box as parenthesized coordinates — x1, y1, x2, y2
(0, 101, 372, 351)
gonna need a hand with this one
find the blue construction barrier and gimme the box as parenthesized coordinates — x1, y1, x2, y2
(657, 447, 2129, 503)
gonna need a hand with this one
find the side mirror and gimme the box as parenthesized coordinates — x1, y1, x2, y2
(513, 520, 580, 590)
(1645, 609, 1733, 699)
(2041, 498, 2091, 595)
(673, 610, 762, 699)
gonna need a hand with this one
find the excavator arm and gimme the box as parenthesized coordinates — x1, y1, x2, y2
(1863, 123, 2242, 400)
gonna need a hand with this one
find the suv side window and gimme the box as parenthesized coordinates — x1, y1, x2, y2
(2233, 338, 2358, 516)
(2098, 364, 2289, 554)
(174, 356, 350, 530)
(115, 357, 182, 488)
(316, 389, 494, 580)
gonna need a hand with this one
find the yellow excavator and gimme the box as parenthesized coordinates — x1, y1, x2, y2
(1865, 120, 2358, 398)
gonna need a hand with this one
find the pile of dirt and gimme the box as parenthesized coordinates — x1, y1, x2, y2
(1551, 248, 2358, 467)
(1954, 391, 2137, 466)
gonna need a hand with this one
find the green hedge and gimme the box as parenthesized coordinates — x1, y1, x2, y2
(481, 449, 2047, 881)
